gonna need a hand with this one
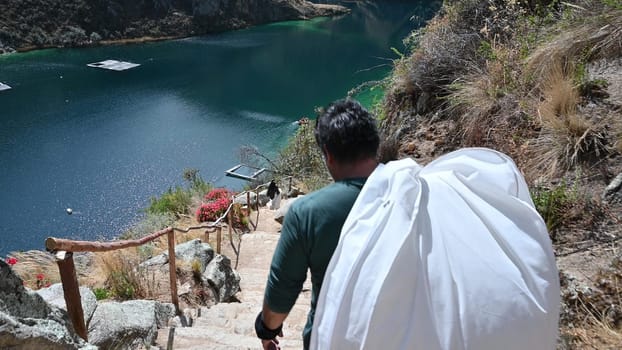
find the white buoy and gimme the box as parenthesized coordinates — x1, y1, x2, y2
(66, 208, 73, 215)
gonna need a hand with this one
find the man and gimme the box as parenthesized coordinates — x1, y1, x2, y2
(255, 99, 380, 350)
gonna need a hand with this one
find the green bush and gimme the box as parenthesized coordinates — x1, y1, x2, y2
(146, 169, 212, 217)
(531, 181, 577, 233)
(93, 287, 111, 301)
(275, 123, 330, 192)
(146, 186, 191, 217)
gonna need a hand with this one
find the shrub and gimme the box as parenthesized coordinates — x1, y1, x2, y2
(531, 181, 577, 233)
(93, 287, 111, 301)
(275, 122, 330, 192)
(147, 186, 191, 217)
(147, 169, 212, 218)
(184, 168, 212, 197)
(101, 251, 157, 300)
(196, 188, 233, 222)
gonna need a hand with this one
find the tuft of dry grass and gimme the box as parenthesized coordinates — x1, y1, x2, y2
(527, 8, 622, 80)
(98, 250, 160, 300)
(527, 63, 611, 178)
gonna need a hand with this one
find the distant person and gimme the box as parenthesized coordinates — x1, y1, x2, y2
(267, 180, 281, 210)
(255, 99, 380, 349)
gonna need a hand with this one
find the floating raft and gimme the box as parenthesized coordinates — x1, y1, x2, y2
(0, 82, 11, 91)
(225, 164, 267, 181)
(87, 59, 140, 71)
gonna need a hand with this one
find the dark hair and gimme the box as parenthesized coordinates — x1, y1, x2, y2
(314, 99, 379, 163)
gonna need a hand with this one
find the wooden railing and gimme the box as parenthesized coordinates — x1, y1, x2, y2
(44, 182, 278, 341)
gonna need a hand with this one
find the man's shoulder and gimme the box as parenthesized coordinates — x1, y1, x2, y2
(291, 181, 362, 213)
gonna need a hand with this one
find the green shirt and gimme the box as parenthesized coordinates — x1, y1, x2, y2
(264, 178, 366, 349)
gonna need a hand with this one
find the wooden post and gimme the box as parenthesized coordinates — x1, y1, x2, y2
(167, 327, 175, 350)
(167, 230, 179, 314)
(228, 208, 233, 244)
(216, 226, 222, 254)
(55, 251, 87, 341)
(246, 192, 251, 213)
(255, 189, 260, 231)
(204, 229, 210, 244)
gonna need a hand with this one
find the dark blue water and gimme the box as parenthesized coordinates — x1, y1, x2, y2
(0, 1, 438, 255)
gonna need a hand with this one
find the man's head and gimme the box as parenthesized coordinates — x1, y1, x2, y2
(315, 99, 379, 179)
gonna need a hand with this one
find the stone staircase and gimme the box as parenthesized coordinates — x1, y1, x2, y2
(156, 207, 311, 349)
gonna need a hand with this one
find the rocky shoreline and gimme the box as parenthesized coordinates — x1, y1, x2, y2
(0, 0, 348, 54)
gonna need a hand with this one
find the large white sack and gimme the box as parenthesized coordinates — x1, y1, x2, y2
(311, 148, 560, 350)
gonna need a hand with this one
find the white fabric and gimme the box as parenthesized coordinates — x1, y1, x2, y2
(311, 148, 560, 350)
(269, 192, 282, 210)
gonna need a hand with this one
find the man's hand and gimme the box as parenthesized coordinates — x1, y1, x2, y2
(255, 311, 285, 349)
(261, 330, 283, 350)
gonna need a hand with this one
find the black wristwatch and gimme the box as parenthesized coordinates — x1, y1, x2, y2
(255, 312, 283, 340)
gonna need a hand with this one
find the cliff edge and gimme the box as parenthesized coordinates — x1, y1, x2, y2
(0, 0, 349, 53)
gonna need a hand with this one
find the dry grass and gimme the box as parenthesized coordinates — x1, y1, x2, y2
(527, 63, 611, 178)
(527, 7, 622, 80)
(98, 250, 160, 300)
(9, 250, 60, 289)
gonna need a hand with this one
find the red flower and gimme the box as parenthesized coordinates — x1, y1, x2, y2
(6, 257, 17, 266)
(36, 273, 45, 281)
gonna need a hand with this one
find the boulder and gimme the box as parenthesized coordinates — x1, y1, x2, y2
(0, 259, 94, 350)
(141, 238, 214, 273)
(234, 191, 258, 206)
(36, 283, 98, 325)
(87, 300, 175, 349)
(202, 255, 241, 302)
(274, 196, 303, 224)
(258, 189, 270, 206)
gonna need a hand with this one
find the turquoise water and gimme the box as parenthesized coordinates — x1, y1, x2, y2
(0, 1, 438, 254)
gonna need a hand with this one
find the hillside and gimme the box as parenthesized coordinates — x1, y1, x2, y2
(376, 0, 622, 348)
(0, 0, 348, 53)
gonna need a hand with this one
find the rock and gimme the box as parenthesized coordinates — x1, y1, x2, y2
(36, 283, 98, 325)
(258, 189, 270, 206)
(234, 191, 258, 206)
(88, 300, 175, 349)
(202, 255, 241, 302)
(173, 239, 215, 273)
(274, 196, 303, 224)
(0, 259, 94, 349)
(602, 172, 622, 202)
(287, 187, 304, 198)
(141, 238, 214, 273)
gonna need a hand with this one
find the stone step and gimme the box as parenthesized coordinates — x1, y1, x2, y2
(154, 208, 311, 349)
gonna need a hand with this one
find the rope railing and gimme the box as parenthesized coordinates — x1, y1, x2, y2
(44, 177, 296, 342)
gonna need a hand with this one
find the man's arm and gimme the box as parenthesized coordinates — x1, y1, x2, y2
(257, 206, 308, 348)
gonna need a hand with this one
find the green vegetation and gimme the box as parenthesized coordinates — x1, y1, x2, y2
(531, 181, 577, 233)
(274, 122, 331, 192)
(146, 169, 212, 218)
(101, 252, 157, 301)
(377, 0, 622, 346)
(93, 287, 111, 301)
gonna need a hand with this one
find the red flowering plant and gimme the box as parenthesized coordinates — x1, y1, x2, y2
(196, 188, 249, 229)
(196, 188, 233, 222)
(6, 256, 18, 266)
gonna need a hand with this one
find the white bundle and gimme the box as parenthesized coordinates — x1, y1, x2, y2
(311, 148, 560, 350)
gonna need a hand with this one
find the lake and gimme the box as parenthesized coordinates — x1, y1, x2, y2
(0, 1, 438, 255)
